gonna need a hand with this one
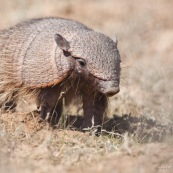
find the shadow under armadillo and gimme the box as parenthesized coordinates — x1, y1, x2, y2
(64, 114, 173, 143)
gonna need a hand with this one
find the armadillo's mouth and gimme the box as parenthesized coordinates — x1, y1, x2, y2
(92, 74, 114, 81)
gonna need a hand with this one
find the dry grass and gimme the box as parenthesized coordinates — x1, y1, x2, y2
(0, 0, 173, 173)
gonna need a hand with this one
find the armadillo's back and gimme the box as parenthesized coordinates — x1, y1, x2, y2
(0, 18, 91, 90)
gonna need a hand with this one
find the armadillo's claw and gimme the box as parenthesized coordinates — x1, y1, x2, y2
(40, 106, 50, 120)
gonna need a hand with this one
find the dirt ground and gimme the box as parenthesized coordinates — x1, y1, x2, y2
(0, 0, 173, 173)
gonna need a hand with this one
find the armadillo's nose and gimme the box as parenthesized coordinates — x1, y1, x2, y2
(103, 87, 120, 97)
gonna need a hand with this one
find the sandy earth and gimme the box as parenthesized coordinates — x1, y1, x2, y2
(0, 0, 173, 173)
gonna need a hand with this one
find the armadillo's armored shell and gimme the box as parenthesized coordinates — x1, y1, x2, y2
(20, 29, 71, 88)
(0, 18, 90, 88)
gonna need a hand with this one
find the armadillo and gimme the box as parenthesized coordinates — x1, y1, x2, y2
(0, 17, 121, 132)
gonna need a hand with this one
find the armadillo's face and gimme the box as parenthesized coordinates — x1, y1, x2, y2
(54, 32, 121, 97)
(69, 32, 121, 97)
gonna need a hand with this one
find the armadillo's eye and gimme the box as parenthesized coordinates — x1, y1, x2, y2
(76, 58, 86, 67)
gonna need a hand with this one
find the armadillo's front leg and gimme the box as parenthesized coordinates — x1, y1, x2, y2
(39, 101, 63, 127)
(82, 92, 107, 133)
(37, 85, 63, 127)
(48, 98, 63, 127)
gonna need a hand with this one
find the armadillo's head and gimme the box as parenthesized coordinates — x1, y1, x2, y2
(54, 31, 121, 97)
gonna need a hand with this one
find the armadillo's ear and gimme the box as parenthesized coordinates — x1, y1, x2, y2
(54, 34, 70, 51)
(113, 35, 118, 47)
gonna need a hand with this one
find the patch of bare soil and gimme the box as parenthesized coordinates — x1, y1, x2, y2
(73, 143, 173, 173)
(0, 111, 173, 173)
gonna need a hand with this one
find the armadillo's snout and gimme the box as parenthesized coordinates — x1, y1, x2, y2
(103, 86, 120, 97)
(99, 80, 120, 97)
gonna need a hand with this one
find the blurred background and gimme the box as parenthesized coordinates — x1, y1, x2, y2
(0, 1, 173, 173)
(0, 0, 173, 123)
